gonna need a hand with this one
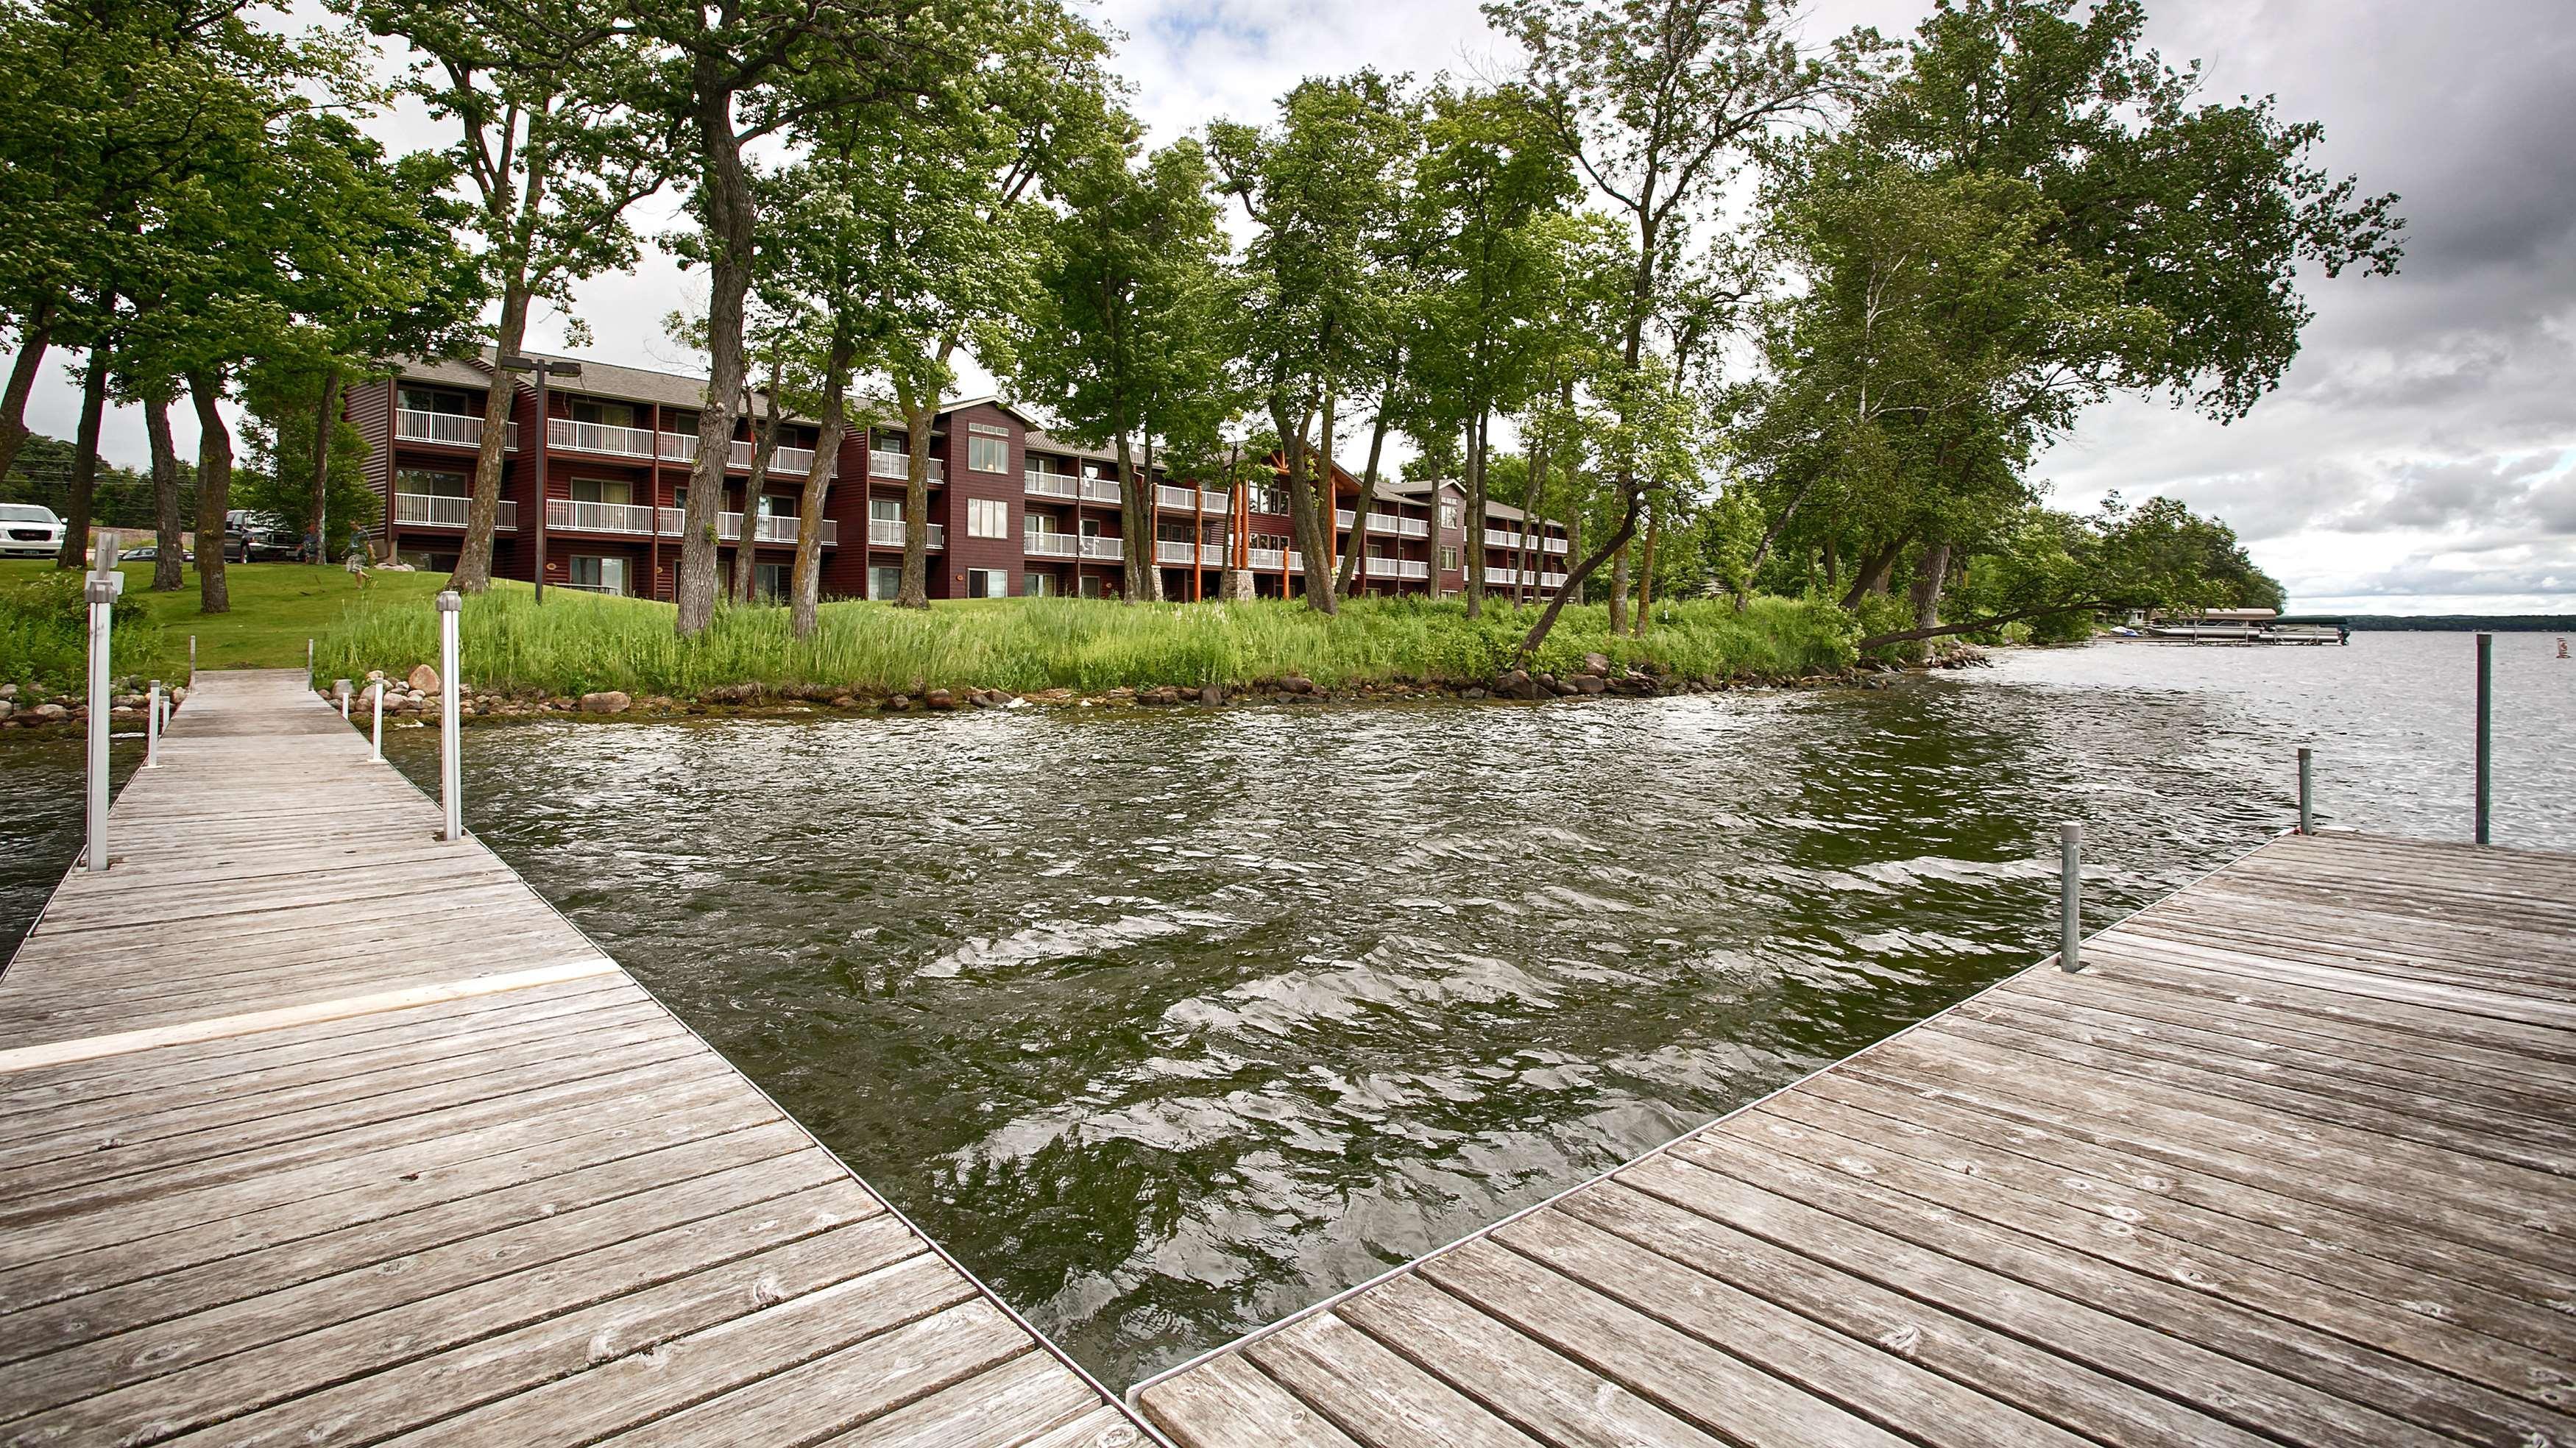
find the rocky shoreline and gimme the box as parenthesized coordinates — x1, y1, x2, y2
(0, 649, 1991, 733)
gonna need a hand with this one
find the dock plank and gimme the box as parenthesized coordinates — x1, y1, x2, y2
(1135, 828, 2576, 1448)
(0, 670, 1136, 1446)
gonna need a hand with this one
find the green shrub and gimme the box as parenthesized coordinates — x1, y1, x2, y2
(0, 569, 177, 690)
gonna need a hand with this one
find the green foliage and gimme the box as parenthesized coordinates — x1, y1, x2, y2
(0, 567, 176, 689)
(315, 591, 1856, 698)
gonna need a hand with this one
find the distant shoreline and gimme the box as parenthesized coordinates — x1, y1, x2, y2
(2280, 615, 2575, 631)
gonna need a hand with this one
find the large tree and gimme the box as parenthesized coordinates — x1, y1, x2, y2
(1016, 135, 1233, 601)
(1209, 70, 1418, 614)
(338, 0, 658, 594)
(1486, 0, 1864, 652)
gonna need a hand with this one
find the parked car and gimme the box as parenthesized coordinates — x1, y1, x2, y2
(0, 502, 65, 559)
(224, 509, 300, 562)
(119, 542, 192, 563)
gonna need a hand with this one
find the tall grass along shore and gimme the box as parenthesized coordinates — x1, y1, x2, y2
(315, 589, 1859, 706)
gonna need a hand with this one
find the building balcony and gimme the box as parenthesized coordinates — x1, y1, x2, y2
(719, 511, 833, 545)
(1485, 526, 1569, 553)
(1157, 483, 1230, 514)
(866, 518, 946, 550)
(1081, 478, 1121, 505)
(1153, 539, 1231, 567)
(1340, 509, 1430, 538)
(394, 493, 515, 530)
(1025, 530, 1123, 561)
(548, 417, 659, 460)
(1357, 556, 1432, 581)
(548, 498, 659, 535)
(396, 409, 517, 452)
(870, 450, 945, 482)
(1025, 470, 1080, 501)
(1488, 566, 1568, 589)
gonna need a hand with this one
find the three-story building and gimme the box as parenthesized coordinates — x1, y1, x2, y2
(358, 352, 1572, 600)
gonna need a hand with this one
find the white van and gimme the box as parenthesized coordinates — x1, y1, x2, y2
(0, 503, 65, 559)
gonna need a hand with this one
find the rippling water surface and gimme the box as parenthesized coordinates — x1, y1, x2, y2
(2, 631, 2570, 1386)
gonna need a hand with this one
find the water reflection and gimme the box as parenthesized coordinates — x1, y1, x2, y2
(1, 632, 2567, 1388)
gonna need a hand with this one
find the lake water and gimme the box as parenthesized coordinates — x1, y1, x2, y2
(2, 631, 2570, 1387)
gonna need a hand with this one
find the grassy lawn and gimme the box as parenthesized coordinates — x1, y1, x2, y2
(1, 560, 485, 687)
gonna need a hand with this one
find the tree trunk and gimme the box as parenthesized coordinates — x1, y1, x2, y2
(188, 372, 233, 614)
(1516, 426, 1545, 606)
(307, 363, 342, 564)
(731, 358, 785, 606)
(1517, 487, 1638, 658)
(0, 302, 55, 484)
(451, 280, 531, 593)
(1822, 535, 1839, 594)
(673, 67, 753, 637)
(1906, 538, 1951, 660)
(1838, 533, 1909, 610)
(790, 335, 853, 639)
(1301, 388, 1338, 612)
(1272, 396, 1333, 614)
(1465, 409, 1489, 618)
(146, 391, 184, 591)
(1333, 402, 1391, 601)
(1634, 503, 1657, 634)
(1606, 538, 1630, 635)
(54, 353, 108, 570)
(896, 394, 935, 607)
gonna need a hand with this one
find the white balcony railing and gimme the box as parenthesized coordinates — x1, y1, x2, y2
(1025, 530, 1078, 558)
(394, 493, 516, 530)
(1339, 509, 1429, 539)
(1080, 478, 1122, 505)
(867, 518, 945, 550)
(548, 417, 659, 459)
(1080, 535, 1122, 561)
(1489, 567, 1570, 589)
(1025, 470, 1080, 500)
(395, 409, 517, 452)
(1486, 526, 1570, 553)
(715, 511, 835, 545)
(1157, 484, 1230, 514)
(1356, 556, 1432, 581)
(548, 498, 659, 535)
(870, 450, 944, 482)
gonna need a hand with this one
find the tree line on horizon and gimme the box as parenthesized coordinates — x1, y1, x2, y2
(0, 0, 2399, 653)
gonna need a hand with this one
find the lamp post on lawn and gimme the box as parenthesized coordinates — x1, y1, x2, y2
(497, 354, 583, 603)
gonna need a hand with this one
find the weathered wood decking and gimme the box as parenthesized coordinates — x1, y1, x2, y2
(1136, 830, 2576, 1448)
(0, 670, 1141, 1447)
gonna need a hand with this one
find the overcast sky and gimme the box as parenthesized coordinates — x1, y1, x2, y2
(24, 0, 2575, 614)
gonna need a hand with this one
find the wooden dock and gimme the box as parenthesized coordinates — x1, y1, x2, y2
(1135, 829, 2576, 1448)
(0, 670, 1142, 1447)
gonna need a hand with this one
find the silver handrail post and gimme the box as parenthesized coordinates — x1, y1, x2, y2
(307, 636, 314, 681)
(83, 532, 119, 873)
(437, 591, 463, 841)
(145, 679, 161, 768)
(2474, 632, 2491, 845)
(370, 679, 384, 761)
(335, 678, 351, 720)
(2058, 822, 2082, 972)
(2296, 748, 2313, 835)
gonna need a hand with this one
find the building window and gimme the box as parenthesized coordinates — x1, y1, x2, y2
(1025, 572, 1052, 597)
(754, 561, 790, 601)
(967, 497, 1009, 539)
(1440, 502, 1462, 530)
(870, 497, 902, 522)
(870, 564, 901, 600)
(396, 468, 470, 498)
(570, 478, 631, 505)
(568, 556, 631, 595)
(966, 567, 1007, 597)
(570, 397, 637, 427)
(1440, 547, 1460, 570)
(967, 435, 1009, 474)
(399, 386, 473, 416)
